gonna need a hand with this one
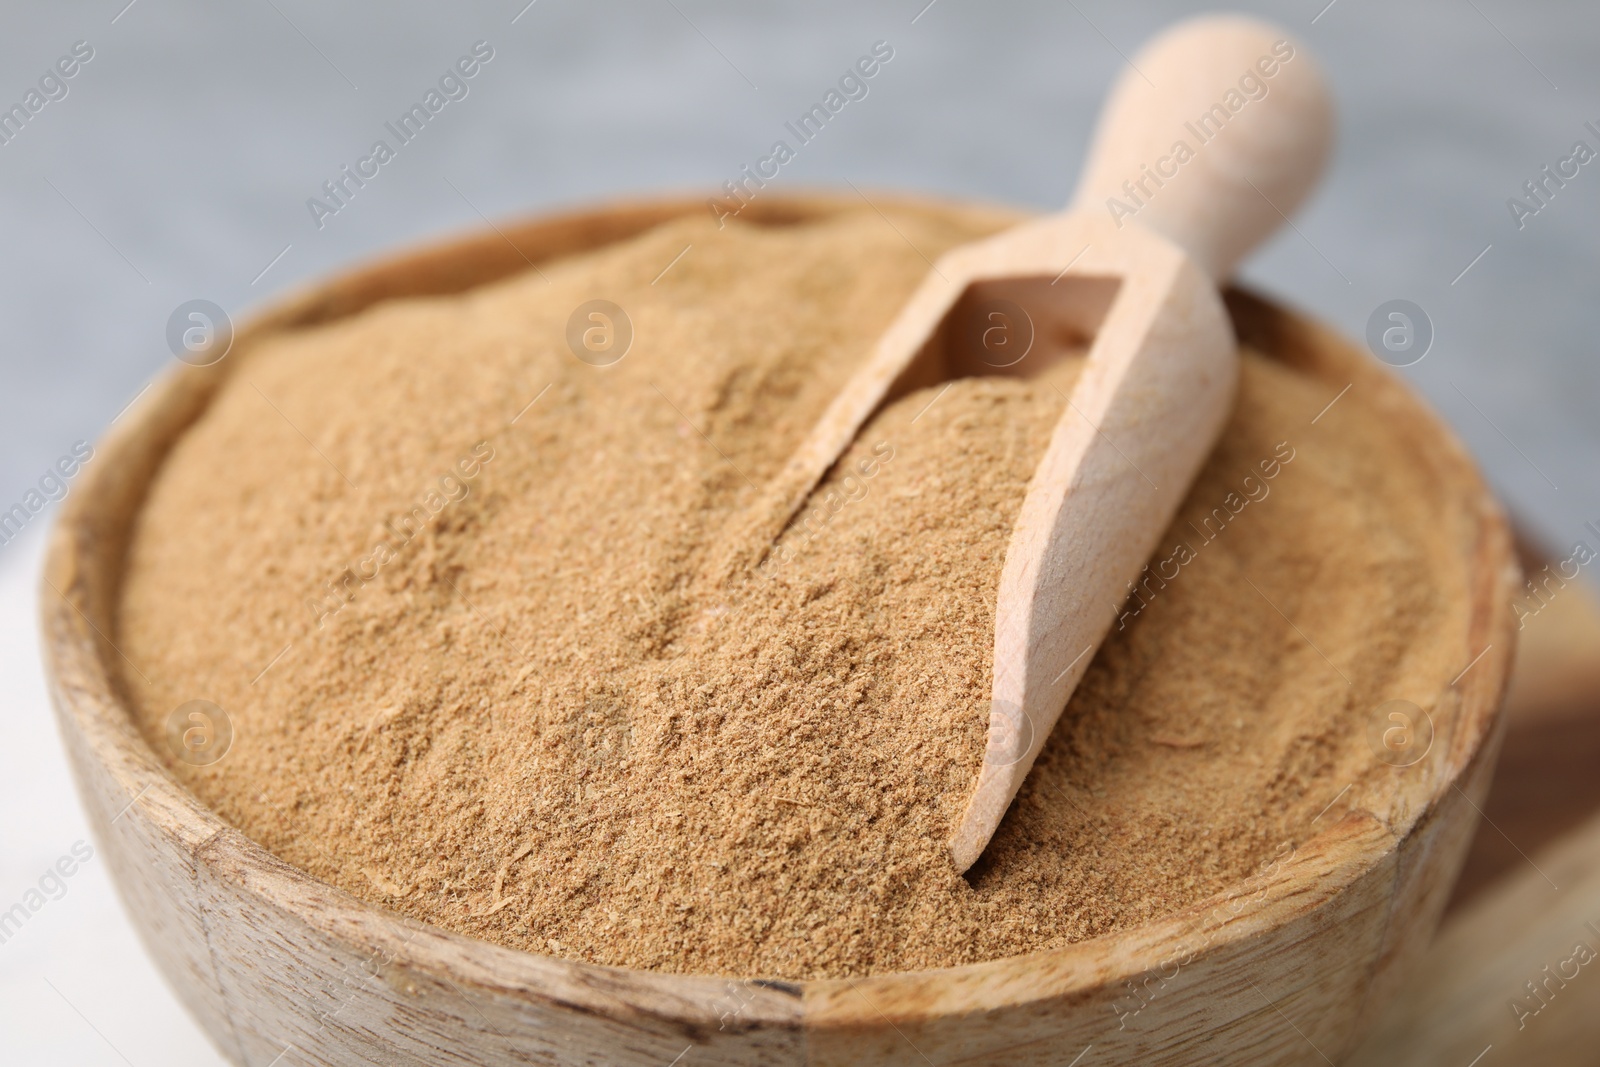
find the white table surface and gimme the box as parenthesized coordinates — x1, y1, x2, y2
(2, 2, 1597, 1063)
(0, 526, 226, 1065)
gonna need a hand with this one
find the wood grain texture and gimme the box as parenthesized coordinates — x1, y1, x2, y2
(41, 192, 1516, 1066)
(1342, 561, 1600, 1065)
(1347, 802, 1600, 1066)
(1448, 549, 1600, 911)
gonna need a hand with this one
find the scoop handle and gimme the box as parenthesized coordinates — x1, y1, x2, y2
(1068, 14, 1333, 281)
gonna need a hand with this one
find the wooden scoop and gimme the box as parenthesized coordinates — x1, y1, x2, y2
(763, 15, 1333, 871)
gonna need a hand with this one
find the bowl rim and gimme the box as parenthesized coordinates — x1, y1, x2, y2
(40, 189, 1519, 1033)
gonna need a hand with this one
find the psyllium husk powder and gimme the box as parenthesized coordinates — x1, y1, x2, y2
(118, 205, 1467, 979)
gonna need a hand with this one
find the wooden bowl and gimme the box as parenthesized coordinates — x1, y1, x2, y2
(42, 193, 1518, 1066)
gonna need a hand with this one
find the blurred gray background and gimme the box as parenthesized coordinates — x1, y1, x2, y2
(2, 0, 1597, 552)
(0, 1, 1595, 1063)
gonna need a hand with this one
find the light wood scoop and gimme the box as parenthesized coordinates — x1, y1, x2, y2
(763, 15, 1333, 871)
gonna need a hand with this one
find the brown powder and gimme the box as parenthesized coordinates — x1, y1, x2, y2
(117, 205, 1467, 979)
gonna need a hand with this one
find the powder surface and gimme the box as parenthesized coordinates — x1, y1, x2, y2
(118, 205, 1469, 979)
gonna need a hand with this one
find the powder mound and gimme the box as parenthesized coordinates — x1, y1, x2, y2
(118, 206, 1467, 979)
